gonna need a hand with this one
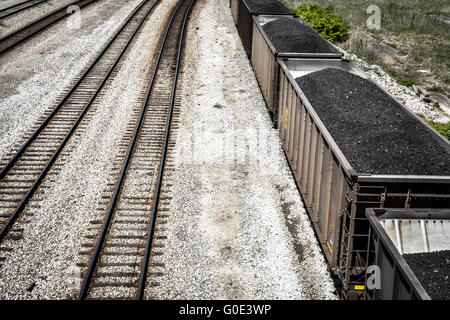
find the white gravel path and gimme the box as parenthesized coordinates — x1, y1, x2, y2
(0, 0, 172, 299)
(0, 0, 144, 162)
(151, 0, 336, 300)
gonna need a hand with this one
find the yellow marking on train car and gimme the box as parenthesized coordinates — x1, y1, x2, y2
(327, 241, 333, 254)
(354, 285, 365, 291)
(284, 107, 288, 129)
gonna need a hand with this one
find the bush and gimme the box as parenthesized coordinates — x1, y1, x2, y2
(292, 4, 349, 43)
(426, 120, 450, 140)
(393, 76, 416, 87)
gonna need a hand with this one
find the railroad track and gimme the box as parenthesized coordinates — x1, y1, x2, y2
(0, 0, 162, 246)
(0, 0, 48, 21)
(0, 0, 98, 55)
(77, 0, 195, 300)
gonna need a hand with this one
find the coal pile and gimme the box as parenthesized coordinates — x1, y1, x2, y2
(245, 0, 292, 15)
(295, 68, 450, 175)
(404, 250, 450, 300)
(262, 17, 340, 54)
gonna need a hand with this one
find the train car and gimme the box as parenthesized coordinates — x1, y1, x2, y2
(230, 0, 294, 56)
(365, 208, 450, 300)
(276, 57, 450, 298)
(231, 0, 239, 25)
(250, 15, 342, 125)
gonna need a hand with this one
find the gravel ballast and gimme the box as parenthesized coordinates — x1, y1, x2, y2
(403, 250, 450, 300)
(295, 68, 450, 176)
(262, 17, 340, 53)
(0, 0, 172, 299)
(149, 0, 336, 300)
(244, 0, 292, 14)
(0, 0, 78, 37)
(0, 0, 143, 162)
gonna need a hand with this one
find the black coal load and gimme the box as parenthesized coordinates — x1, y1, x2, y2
(244, 0, 292, 15)
(262, 17, 340, 53)
(295, 68, 450, 175)
(404, 250, 450, 300)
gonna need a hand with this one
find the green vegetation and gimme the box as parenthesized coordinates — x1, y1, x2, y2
(284, 0, 449, 38)
(426, 120, 450, 140)
(390, 73, 417, 87)
(432, 102, 444, 113)
(213, 103, 224, 109)
(427, 9, 450, 18)
(395, 78, 416, 87)
(291, 4, 349, 43)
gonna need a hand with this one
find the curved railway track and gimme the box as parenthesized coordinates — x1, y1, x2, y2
(0, 0, 48, 21)
(78, 0, 195, 300)
(0, 0, 162, 245)
(0, 0, 98, 55)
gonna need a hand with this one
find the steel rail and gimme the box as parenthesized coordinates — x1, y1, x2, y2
(0, 0, 37, 13)
(0, 0, 48, 20)
(136, 0, 195, 300)
(77, 0, 195, 300)
(0, 0, 150, 181)
(0, 0, 161, 243)
(0, 0, 98, 55)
